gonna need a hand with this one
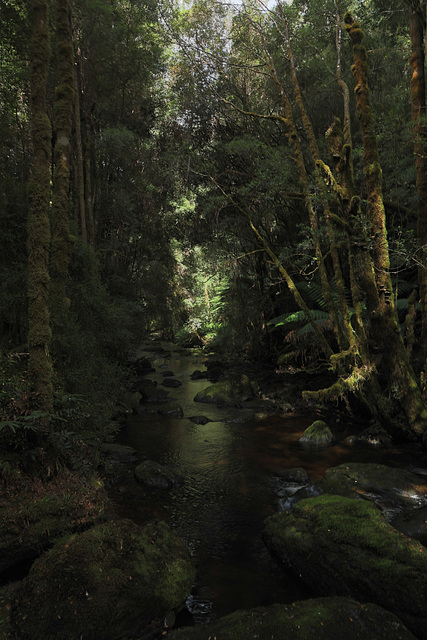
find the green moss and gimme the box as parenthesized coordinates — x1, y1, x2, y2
(167, 598, 416, 639)
(264, 494, 427, 638)
(299, 420, 334, 446)
(194, 375, 254, 404)
(10, 519, 195, 640)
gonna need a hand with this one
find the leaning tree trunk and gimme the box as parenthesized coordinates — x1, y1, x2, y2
(50, 0, 76, 327)
(27, 0, 53, 414)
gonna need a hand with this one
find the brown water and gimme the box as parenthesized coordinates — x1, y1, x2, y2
(112, 345, 418, 625)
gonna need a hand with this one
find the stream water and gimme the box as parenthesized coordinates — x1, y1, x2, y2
(111, 344, 418, 626)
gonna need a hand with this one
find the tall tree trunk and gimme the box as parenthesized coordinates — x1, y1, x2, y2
(408, 3, 427, 354)
(27, 0, 53, 414)
(72, 40, 87, 243)
(50, 0, 75, 326)
(344, 12, 427, 439)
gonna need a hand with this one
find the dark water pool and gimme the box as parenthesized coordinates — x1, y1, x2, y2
(112, 346, 417, 624)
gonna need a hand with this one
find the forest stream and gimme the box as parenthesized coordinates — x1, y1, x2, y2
(109, 343, 422, 628)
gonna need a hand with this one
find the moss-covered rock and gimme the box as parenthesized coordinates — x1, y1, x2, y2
(319, 463, 427, 513)
(263, 494, 427, 639)
(10, 519, 195, 640)
(134, 460, 184, 489)
(0, 481, 106, 578)
(194, 375, 254, 406)
(167, 598, 415, 639)
(299, 420, 334, 447)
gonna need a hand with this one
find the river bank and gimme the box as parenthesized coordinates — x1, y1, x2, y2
(1, 340, 427, 639)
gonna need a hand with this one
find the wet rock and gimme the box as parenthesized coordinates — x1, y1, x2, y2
(167, 598, 416, 639)
(100, 443, 137, 463)
(139, 386, 170, 403)
(134, 460, 184, 489)
(120, 391, 142, 411)
(189, 415, 211, 425)
(131, 356, 155, 375)
(194, 375, 254, 406)
(274, 467, 309, 485)
(299, 420, 334, 447)
(190, 369, 208, 380)
(137, 378, 157, 388)
(263, 494, 427, 639)
(157, 403, 184, 418)
(162, 378, 182, 388)
(357, 425, 392, 447)
(318, 462, 427, 517)
(243, 399, 280, 412)
(10, 519, 195, 640)
(161, 370, 174, 377)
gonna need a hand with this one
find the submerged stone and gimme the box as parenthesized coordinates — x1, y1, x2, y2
(157, 402, 184, 418)
(10, 519, 195, 640)
(134, 460, 184, 489)
(167, 598, 416, 639)
(263, 494, 427, 639)
(162, 377, 182, 388)
(188, 415, 211, 425)
(299, 420, 334, 447)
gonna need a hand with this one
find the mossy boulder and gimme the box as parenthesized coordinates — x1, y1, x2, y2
(319, 463, 427, 515)
(167, 598, 415, 639)
(299, 420, 334, 447)
(263, 494, 427, 639)
(10, 519, 195, 640)
(0, 482, 106, 578)
(194, 374, 254, 406)
(134, 460, 184, 490)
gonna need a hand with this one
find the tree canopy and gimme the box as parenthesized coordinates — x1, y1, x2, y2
(1, 0, 427, 480)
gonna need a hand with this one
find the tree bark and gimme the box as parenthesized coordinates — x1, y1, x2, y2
(27, 0, 53, 414)
(408, 3, 427, 353)
(345, 12, 427, 439)
(50, 0, 76, 326)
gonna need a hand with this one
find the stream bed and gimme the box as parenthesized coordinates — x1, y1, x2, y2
(110, 343, 418, 626)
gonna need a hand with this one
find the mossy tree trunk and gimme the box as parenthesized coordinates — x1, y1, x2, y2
(408, 2, 427, 355)
(50, 0, 75, 328)
(72, 33, 87, 244)
(343, 12, 427, 438)
(27, 0, 53, 414)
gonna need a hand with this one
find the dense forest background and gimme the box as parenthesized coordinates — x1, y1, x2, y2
(1, 0, 427, 480)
